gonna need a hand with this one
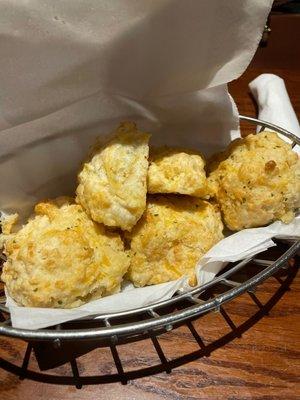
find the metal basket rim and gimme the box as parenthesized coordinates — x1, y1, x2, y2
(0, 115, 299, 341)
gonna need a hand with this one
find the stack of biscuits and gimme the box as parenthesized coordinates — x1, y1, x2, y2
(1, 122, 299, 308)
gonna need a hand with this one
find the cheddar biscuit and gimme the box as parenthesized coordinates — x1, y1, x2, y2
(148, 147, 208, 197)
(208, 131, 300, 231)
(1, 198, 129, 308)
(126, 195, 224, 287)
(76, 122, 150, 231)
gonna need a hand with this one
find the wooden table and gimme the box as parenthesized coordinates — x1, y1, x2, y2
(1, 17, 300, 400)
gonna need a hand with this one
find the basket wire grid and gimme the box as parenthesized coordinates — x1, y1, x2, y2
(0, 115, 299, 387)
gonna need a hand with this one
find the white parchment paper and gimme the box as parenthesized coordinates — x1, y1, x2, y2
(6, 216, 300, 329)
(2, 1, 295, 330)
(0, 0, 273, 218)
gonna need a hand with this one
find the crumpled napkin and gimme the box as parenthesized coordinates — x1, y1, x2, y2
(249, 73, 300, 152)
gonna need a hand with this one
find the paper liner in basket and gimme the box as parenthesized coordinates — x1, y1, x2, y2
(0, 1, 280, 329)
(6, 216, 300, 330)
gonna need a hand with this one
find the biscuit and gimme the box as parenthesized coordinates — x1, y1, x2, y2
(76, 122, 150, 231)
(1, 198, 129, 308)
(148, 147, 208, 197)
(208, 131, 300, 231)
(126, 195, 224, 287)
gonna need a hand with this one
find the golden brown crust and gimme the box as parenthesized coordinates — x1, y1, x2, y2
(126, 195, 224, 287)
(76, 122, 150, 231)
(208, 131, 300, 231)
(1, 198, 130, 308)
(147, 147, 209, 198)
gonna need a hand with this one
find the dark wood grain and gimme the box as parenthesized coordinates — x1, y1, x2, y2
(1, 14, 300, 400)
